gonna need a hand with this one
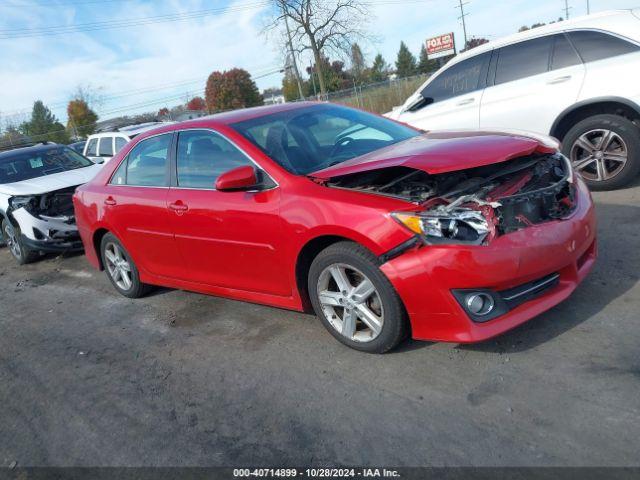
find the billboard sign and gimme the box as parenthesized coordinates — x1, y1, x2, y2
(427, 33, 456, 59)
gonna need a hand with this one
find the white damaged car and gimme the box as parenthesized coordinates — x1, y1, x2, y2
(0, 143, 102, 264)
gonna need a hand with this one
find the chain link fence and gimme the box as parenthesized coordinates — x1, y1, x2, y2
(302, 73, 430, 115)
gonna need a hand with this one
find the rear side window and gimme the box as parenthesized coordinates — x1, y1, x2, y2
(99, 137, 113, 157)
(495, 36, 553, 85)
(176, 130, 251, 189)
(567, 30, 640, 63)
(551, 34, 581, 70)
(86, 138, 98, 156)
(420, 52, 491, 104)
(113, 134, 171, 187)
(115, 137, 127, 152)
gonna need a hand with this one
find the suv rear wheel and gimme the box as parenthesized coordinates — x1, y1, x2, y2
(2, 219, 38, 265)
(563, 114, 640, 190)
(308, 241, 408, 353)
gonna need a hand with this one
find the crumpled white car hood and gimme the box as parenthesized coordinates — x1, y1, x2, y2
(0, 163, 103, 196)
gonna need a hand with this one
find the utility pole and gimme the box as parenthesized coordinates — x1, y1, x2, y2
(586, 0, 590, 14)
(282, 5, 305, 101)
(563, 0, 571, 19)
(456, 0, 469, 50)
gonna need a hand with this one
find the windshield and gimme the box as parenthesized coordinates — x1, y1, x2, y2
(230, 104, 420, 175)
(0, 146, 94, 184)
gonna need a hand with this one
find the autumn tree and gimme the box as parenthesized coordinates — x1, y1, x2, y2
(370, 54, 389, 82)
(158, 107, 170, 117)
(395, 42, 417, 78)
(462, 37, 490, 52)
(270, 0, 369, 95)
(205, 68, 263, 113)
(20, 101, 69, 144)
(187, 96, 207, 111)
(67, 98, 98, 138)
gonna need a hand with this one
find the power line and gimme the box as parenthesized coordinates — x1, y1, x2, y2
(563, 0, 571, 19)
(456, 0, 469, 48)
(0, 2, 272, 39)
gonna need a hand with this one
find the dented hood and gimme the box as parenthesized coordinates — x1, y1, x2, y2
(0, 163, 103, 196)
(310, 130, 558, 180)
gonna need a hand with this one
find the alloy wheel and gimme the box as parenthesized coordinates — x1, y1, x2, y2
(4, 223, 22, 260)
(104, 242, 133, 291)
(570, 129, 628, 182)
(316, 263, 384, 343)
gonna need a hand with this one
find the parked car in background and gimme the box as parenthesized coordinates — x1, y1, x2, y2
(68, 140, 86, 154)
(73, 103, 596, 353)
(83, 122, 168, 164)
(389, 9, 640, 190)
(0, 143, 102, 264)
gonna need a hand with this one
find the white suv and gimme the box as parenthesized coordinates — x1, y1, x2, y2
(0, 143, 102, 264)
(389, 9, 640, 190)
(83, 122, 168, 163)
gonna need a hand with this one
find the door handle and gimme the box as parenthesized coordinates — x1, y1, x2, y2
(104, 197, 116, 206)
(547, 75, 572, 85)
(168, 201, 189, 214)
(456, 98, 475, 106)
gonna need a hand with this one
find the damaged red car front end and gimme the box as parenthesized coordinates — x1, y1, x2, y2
(312, 130, 596, 343)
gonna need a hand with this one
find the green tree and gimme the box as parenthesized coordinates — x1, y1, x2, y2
(350, 43, 367, 84)
(67, 98, 98, 138)
(205, 68, 263, 113)
(20, 101, 69, 144)
(395, 41, 417, 78)
(417, 44, 439, 74)
(370, 53, 389, 82)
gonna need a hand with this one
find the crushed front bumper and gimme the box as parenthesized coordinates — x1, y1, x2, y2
(381, 176, 597, 343)
(11, 207, 83, 253)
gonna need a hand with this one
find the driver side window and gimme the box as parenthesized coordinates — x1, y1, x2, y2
(420, 52, 491, 105)
(176, 130, 252, 189)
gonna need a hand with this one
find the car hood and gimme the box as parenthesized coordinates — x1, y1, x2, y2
(309, 130, 559, 180)
(0, 163, 103, 196)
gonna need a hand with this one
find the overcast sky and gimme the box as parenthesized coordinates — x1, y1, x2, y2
(1, 0, 639, 126)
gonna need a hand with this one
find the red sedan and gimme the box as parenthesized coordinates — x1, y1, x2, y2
(73, 102, 596, 353)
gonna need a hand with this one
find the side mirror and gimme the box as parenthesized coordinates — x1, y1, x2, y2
(215, 165, 259, 191)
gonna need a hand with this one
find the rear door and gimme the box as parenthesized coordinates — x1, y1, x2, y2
(397, 52, 492, 130)
(166, 129, 289, 296)
(104, 133, 184, 279)
(480, 34, 585, 134)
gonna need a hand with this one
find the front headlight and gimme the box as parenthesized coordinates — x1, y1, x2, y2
(9, 195, 36, 211)
(392, 209, 490, 245)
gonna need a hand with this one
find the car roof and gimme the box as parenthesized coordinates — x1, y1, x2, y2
(126, 101, 326, 140)
(0, 143, 62, 159)
(445, 9, 635, 67)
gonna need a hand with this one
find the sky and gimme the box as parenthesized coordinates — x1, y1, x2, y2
(0, 0, 639, 127)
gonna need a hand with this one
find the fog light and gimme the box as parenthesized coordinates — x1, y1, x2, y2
(465, 293, 495, 316)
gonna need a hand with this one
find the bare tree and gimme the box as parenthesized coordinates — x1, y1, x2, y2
(269, 0, 370, 95)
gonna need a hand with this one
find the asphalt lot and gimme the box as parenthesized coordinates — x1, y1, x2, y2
(1, 184, 639, 468)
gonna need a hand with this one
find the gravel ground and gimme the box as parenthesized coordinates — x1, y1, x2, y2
(0, 185, 639, 468)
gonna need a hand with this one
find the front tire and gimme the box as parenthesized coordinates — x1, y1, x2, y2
(562, 114, 640, 190)
(2, 220, 38, 265)
(308, 241, 408, 353)
(100, 233, 151, 298)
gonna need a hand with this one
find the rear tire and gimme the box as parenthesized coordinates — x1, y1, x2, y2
(100, 232, 151, 298)
(562, 114, 640, 190)
(308, 241, 408, 353)
(2, 220, 39, 265)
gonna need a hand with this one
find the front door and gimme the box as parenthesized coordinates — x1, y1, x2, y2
(398, 51, 492, 131)
(104, 132, 183, 279)
(166, 129, 290, 297)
